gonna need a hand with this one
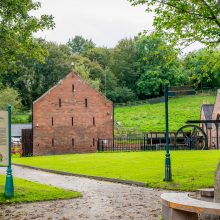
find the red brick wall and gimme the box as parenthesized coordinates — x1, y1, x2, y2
(33, 71, 113, 155)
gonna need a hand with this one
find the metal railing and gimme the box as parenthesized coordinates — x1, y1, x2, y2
(97, 135, 209, 152)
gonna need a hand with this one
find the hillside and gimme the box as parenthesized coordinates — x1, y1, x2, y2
(114, 93, 216, 133)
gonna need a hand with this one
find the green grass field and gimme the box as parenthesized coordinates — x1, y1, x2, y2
(115, 94, 215, 132)
(0, 175, 81, 204)
(14, 151, 220, 191)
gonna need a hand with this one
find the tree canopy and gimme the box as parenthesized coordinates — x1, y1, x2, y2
(0, 0, 54, 72)
(128, 0, 220, 46)
(67, 35, 96, 55)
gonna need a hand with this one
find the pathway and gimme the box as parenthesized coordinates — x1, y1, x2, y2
(0, 166, 167, 220)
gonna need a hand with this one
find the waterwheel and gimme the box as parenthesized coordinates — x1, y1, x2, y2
(174, 125, 208, 150)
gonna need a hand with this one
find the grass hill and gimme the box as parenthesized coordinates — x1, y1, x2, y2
(114, 93, 216, 133)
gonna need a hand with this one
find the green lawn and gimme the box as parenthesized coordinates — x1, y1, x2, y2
(115, 94, 215, 132)
(0, 174, 81, 204)
(14, 151, 220, 191)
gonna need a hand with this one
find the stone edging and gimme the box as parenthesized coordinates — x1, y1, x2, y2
(13, 163, 146, 187)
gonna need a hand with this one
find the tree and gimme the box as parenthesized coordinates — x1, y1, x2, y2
(67, 35, 95, 55)
(183, 48, 220, 89)
(74, 62, 101, 91)
(109, 38, 140, 92)
(128, 0, 220, 46)
(84, 47, 111, 68)
(0, 0, 54, 72)
(1, 41, 73, 108)
(0, 87, 22, 113)
(135, 33, 185, 97)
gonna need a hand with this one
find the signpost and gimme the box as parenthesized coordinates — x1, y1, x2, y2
(164, 85, 172, 181)
(164, 85, 196, 181)
(0, 106, 14, 197)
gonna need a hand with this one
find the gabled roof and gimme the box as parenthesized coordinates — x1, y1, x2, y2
(12, 124, 32, 137)
(33, 70, 112, 104)
(201, 104, 214, 129)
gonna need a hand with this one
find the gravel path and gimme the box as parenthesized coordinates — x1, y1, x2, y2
(0, 166, 168, 220)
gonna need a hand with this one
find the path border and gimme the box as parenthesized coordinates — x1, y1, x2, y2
(13, 163, 146, 187)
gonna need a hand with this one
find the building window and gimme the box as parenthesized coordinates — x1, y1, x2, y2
(52, 117, 54, 126)
(85, 98, 88, 108)
(93, 117, 95, 126)
(93, 138, 95, 146)
(72, 84, 75, 92)
(72, 138, 75, 147)
(59, 98, 62, 107)
(52, 138, 54, 147)
(72, 117, 74, 126)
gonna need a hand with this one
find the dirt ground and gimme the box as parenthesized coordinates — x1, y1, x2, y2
(0, 166, 168, 220)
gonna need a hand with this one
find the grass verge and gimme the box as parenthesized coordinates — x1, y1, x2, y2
(14, 150, 220, 191)
(0, 174, 81, 204)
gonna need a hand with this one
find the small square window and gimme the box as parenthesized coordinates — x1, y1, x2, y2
(85, 98, 88, 108)
(59, 98, 62, 107)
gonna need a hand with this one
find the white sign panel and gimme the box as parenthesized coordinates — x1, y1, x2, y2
(0, 111, 9, 166)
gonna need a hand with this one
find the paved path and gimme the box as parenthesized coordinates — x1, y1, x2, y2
(0, 166, 167, 220)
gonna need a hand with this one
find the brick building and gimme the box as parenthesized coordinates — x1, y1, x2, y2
(200, 89, 220, 148)
(33, 71, 113, 155)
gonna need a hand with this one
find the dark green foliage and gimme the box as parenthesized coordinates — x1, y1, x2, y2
(107, 86, 137, 103)
(109, 38, 140, 92)
(135, 33, 187, 97)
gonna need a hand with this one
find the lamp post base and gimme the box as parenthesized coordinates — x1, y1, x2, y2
(165, 153, 172, 182)
(4, 167, 14, 198)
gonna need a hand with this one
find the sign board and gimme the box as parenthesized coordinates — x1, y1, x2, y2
(0, 111, 9, 166)
(168, 86, 196, 97)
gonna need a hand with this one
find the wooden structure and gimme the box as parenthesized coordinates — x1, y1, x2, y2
(21, 129, 33, 156)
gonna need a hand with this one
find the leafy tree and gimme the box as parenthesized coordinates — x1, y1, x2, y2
(85, 47, 111, 68)
(0, 0, 54, 72)
(74, 63, 101, 91)
(1, 41, 73, 108)
(67, 35, 95, 55)
(135, 33, 184, 97)
(0, 87, 22, 113)
(109, 38, 140, 92)
(107, 86, 137, 103)
(183, 48, 220, 89)
(128, 0, 220, 46)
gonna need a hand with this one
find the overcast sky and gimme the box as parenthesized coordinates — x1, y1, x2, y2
(35, 0, 203, 52)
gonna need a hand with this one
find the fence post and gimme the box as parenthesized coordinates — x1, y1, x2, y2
(143, 136, 146, 151)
